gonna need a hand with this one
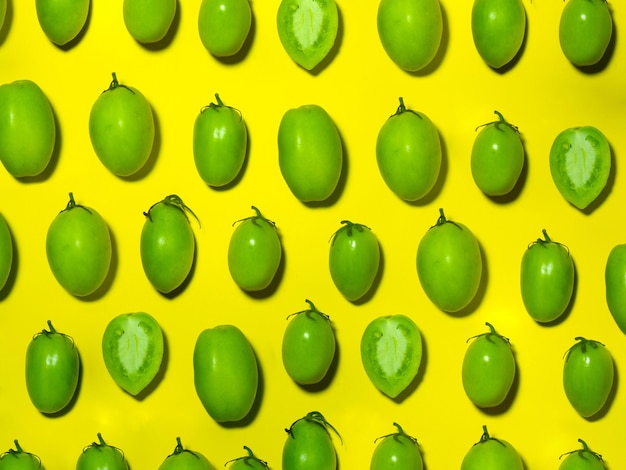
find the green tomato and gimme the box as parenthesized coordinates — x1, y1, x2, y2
(141, 195, 197, 294)
(102, 312, 164, 396)
(123, 0, 176, 43)
(198, 0, 251, 57)
(226, 446, 269, 470)
(278, 104, 343, 202)
(76, 433, 129, 470)
(46, 193, 112, 297)
(25, 320, 79, 414)
(282, 411, 340, 470)
(550, 126, 611, 210)
(282, 299, 336, 385)
(471, 0, 526, 69)
(193, 324, 259, 423)
(471, 111, 524, 196)
(0, 213, 13, 292)
(563, 337, 614, 418)
(0, 440, 43, 470)
(193, 94, 247, 187)
(605, 243, 626, 334)
(89, 73, 155, 177)
(370, 423, 423, 470)
(462, 322, 516, 408)
(159, 437, 213, 470)
(228, 206, 282, 292)
(0, 79, 56, 178)
(461, 426, 523, 470)
(377, 0, 443, 72)
(328, 221, 380, 302)
(520, 229, 575, 323)
(277, 0, 339, 71)
(416, 209, 482, 313)
(360, 315, 422, 398)
(376, 97, 441, 201)
(35, 0, 90, 46)
(559, 439, 606, 470)
(559, 0, 613, 67)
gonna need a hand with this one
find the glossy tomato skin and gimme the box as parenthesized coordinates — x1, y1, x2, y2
(360, 315, 422, 398)
(461, 426, 523, 470)
(376, 98, 441, 201)
(228, 206, 282, 292)
(559, 0, 612, 67)
(605, 244, 626, 334)
(89, 73, 155, 177)
(377, 0, 443, 72)
(559, 439, 606, 470)
(370, 423, 423, 470)
(282, 300, 336, 385)
(76, 433, 129, 470)
(462, 323, 516, 408)
(141, 195, 197, 294)
(471, 0, 526, 69)
(46, 193, 112, 297)
(563, 337, 614, 418)
(0, 440, 43, 470)
(0, 213, 13, 292)
(416, 209, 482, 313)
(520, 230, 574, 323)
(35, 0, 90, 45)
(0, 80, 56, 178)
(282, 412, 339, 470)
(159, 438, 213, 470)
(124, 0, 176, 43)
(193, 94, 247, 187)
(25, 321, 80, 414)
(193, 324, 258, 423)
(198, 0, 251, 57)
(471, 111, 524, 196)
(226, 446, 269, 469)
(328, 221, 380, 302)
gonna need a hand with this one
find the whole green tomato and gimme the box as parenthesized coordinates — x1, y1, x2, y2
(328, 221, 380, 302)
(461, 426, 523, 469)
(35, 0, 90, 45)
(228, 206, 282, 292)
(282, 300, 336, 385)
(278, 104, 343, 202)
(462, 322, 516, 408)
(605, 243, 626, 333)
(277, 0, 338, 70)
(193, 94, 247, 187)
(376, 97, 441, 201)
(471, 0, 526, 69)
(370, 423, 423, 470)
(282, 411, 340, 470)
(550, 126, 611, 210)
(377, 0, 443, 72)
(0, 213, 13, 292)
(193, 324, 258, 423)
(0, 79, 56, 178)
(46, 193, 112, 297)
(89, 73, 155, 177)
(25, 320, 80, 414)
(0, 440, 43, 470)
(102, 312, 164, 396)
(559, 0, 613, 67)
(471, 111, 524, 196)
(563, 337, 614, 418)
(158, 437, 213, 470)
(520, 229, 574, 323)
(360, 315, 422, 398)
(141, 195, 197, 294)
(559, 439, 606, 470)
(225, 446, 268, 469)
(76, 433, 129, 470)
(198, 0, 251, 57)
(416, 208, 482, 313)
(123, 0, 176, 43)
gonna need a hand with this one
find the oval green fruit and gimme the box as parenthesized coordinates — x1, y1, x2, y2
(370, 423, 423, 470)
(559, 439, 606, 470)
(36, 0, 90, 45)
(461, 426, 523, 470)
(0, 213, 13, 292)
(226, 446, 269, 470)
(605, 243, 626, 334)
(76, 434, 129, 470)
(198, 0, 252, 57)
(159, 437, 213, 470)
(282, 411, 339, 470)
(124, 0, 177, 43)
(0, 440, 44, 470)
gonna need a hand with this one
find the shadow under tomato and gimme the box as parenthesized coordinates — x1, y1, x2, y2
(406, 3, 449, 77)
(0, 0, 12, 46)
(580, 142, 617, 216)
(131, 329, 170, 402)
(210, 7, 256, 66)
(584, 359, 619, 422)
(296, 328, 341, 394)
(40, 349, 83, 418)
(0, 222, 18, 302)
(389, 333, 428, 405)
(136, 0, 181, 52)
(118, 109, 162, 182)
(79, 228, 119, 302)
(573, 16, 617, 75)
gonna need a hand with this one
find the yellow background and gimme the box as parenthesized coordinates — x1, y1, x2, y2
(1, 0, 625, 468)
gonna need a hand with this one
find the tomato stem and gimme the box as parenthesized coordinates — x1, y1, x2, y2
(475, 110, 519, 133)
(13, 440, 23, 453)
(96, 433, 106, 446)
(103, 72, 135, 95)
(46, 320, 56, 334)
(145, 194, 201, 228)
(214, 93, 224, 107)
(225, 446, 269, 468)
(390, 97, 421, 119)
(559, 439, 605, 461)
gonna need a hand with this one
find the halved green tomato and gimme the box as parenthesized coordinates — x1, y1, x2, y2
(549, 126, 611, 210)
(277, 0, 339, 70)
(102, 312, 164, 396)
(360, 315, 422, 398)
